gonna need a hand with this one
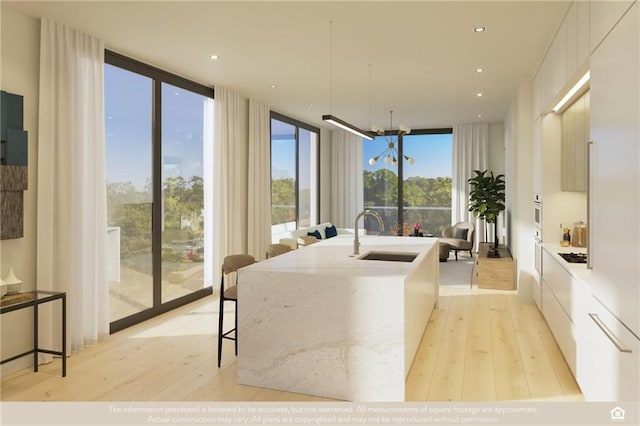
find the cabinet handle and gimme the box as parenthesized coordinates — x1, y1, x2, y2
(588, 313, 632, 353)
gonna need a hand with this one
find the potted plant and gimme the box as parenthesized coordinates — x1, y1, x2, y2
(467, 170, 506, 257)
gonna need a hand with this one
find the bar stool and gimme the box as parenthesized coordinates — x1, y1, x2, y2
(266, 243, 293, 259)
(218, 254, 255, 368)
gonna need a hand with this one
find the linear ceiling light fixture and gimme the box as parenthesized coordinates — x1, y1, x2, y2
(552, 70, 591, 112)
(322, 20, 373, 140)
(368, 110, 414, 166)
(323, 114, 374, 140)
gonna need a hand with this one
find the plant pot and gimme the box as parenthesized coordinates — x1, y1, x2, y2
(487, 248, 501, 258)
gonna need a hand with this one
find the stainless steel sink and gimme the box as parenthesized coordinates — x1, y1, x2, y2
(358, 251, 419, 262)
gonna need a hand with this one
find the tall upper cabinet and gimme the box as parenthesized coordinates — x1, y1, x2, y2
(590, 0, 635, 51)
(533, 0, 590, 119)
(589, 1, 639, 338)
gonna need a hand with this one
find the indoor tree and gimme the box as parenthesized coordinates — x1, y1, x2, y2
(467, 170, 506, 257)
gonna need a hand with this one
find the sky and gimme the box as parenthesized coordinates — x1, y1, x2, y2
(105, 64, 208, 191)
(272, 132, 452, 181)
(105, 63, 452, 190)
(363, 133, 453, 179)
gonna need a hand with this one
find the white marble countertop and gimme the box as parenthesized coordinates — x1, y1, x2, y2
(542, 241, 591, 284)
(245, 235, 438, 278)
(237, 234, 440, 401)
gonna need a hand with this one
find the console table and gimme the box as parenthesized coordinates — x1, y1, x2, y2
(0, 290, 67, 377)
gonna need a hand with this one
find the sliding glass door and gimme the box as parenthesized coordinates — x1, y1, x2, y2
(160, 83, 209, 304)
(105, 64, 154, 322)
(105, 52, 214, 332)
(270, 113, 320, 242)
(297, 128, 319, 228)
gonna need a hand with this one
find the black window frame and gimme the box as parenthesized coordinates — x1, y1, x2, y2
(105, 50, 214, 334)
(269, 111, 321, 231)
(366, 127, 453, 235)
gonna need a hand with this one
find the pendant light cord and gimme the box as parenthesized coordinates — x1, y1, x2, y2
(368, 63, 372, 131)
(329, 20, 333, 114)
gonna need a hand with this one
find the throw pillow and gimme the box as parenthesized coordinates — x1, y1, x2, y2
(454, 228, 468, 240)
(325, 225, 338, 239)
(307, 230, 322, 240)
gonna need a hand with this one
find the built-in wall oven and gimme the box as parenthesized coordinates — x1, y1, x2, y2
(533, 193, 542, 229)
(534, 228, 542, 274)
(534, 193, 542, 274)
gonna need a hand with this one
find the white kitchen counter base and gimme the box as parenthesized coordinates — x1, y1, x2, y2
(237, 236, 439, 401)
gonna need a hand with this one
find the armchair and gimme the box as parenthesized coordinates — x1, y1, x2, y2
(440, 222, 475, 261)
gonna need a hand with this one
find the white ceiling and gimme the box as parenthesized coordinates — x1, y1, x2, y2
(5, 0, 570, 131)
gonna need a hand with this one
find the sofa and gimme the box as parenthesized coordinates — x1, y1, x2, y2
(279, 222, 364, 249)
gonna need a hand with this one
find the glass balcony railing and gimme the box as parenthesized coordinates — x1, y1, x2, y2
(364, 205, 452, 237)
(270, 205, 452, 241)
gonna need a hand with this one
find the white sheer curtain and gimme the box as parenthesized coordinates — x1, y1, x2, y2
(213, 86, 244, 286)
(247, 99, 272, 260)
(330, 130, 364, 228)
(203, 99, 215, 287)
(37, 19, 108, 357)
(452, 124, 489, 247)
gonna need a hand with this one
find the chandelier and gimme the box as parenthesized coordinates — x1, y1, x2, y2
(368, 111, 414, 166)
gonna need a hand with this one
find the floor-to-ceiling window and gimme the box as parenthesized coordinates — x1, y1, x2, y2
(105, 51, 214, 332)
(105, 62, 154, 322)
(270, 112, 320, 242)
(363, 129, 453, 235)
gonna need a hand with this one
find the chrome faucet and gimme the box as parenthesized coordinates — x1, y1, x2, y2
(353, 210, 385, 255)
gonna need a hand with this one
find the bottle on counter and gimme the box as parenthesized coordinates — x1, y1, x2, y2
(561, 228, 571, 247)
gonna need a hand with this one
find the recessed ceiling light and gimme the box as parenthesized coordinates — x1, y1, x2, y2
(209, 54, 221, 60)
(269, 84, 278, 89)
(477, 114, 483, 118)
(473, 26, 486, 33)
(476, 92, 483, 97)
(308, 103, 315, 108)
(476, 68, 485, 73)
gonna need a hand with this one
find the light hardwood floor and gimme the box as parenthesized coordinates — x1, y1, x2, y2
(0, 286, 583, 402)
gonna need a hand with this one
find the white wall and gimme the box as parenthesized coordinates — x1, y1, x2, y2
(488, 123, 505, 176)
(0, 6, 41, 375)
(540, 113, 588, 244)
(487, 123, 506, 244)
(505, 79, 536, 301)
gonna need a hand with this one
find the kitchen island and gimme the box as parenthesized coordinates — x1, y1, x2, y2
(237, 235, 439, 401)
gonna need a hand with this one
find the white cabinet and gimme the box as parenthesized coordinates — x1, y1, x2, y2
(589, 2, 640, 339)
(533, 0, 591, 116)
(533, 71, 542, 120)
(568, 0, 590, 76)
(566, 2, 578, 75)
(541, 248, 640, 401)
(577, 291, 640, 401)
(533, 117, 542, 194)
(538, 50, 554, 114)
(556, 18, 568, 96)
(577, 0, 590, 67)
(561, 91, 589, 192)
(590, 0, 635, 53)
(541, 281, 578, 376)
